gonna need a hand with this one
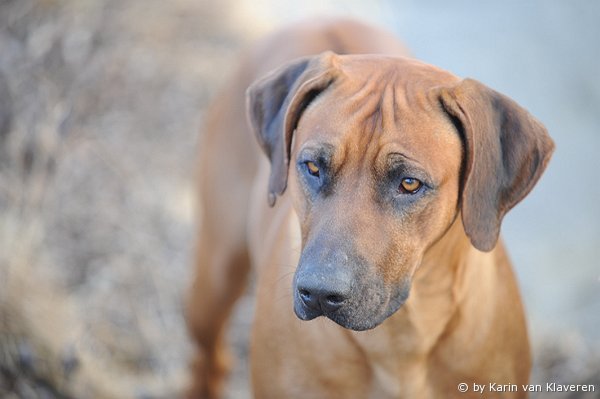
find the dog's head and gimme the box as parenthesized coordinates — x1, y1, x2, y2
(247, 52, 554, 331)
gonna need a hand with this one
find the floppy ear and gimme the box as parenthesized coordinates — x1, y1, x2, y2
(439, 78, 554, 252)
(246, 51, 339, 206)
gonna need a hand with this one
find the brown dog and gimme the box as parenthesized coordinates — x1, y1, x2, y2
(186, 18, 554, 399)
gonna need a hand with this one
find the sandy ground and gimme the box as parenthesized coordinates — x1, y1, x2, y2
(0, 1, 598, 398)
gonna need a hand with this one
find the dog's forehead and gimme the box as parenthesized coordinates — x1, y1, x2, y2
(336, 54, 459, 89)
(308, 55, 461, 131)
(296, 55, 462, 173)
(295, 56, 461, 183)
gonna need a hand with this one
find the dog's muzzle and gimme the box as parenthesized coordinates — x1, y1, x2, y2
(292, 242, 410, 331)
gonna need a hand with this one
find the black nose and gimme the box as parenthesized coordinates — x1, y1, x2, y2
(298, 286, 345, 313)
(296, 277, 350, 314)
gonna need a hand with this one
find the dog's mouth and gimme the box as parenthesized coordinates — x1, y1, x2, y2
(293, 281, 410, 331)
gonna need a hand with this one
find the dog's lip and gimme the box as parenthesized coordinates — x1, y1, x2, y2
(328, 314, 380, 331)
(293, 293, 384, 330)
(293, 285, 411, 331)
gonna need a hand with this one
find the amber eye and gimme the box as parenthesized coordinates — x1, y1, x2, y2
(305, 161, 320, 177)
(399, 177, 422, 194)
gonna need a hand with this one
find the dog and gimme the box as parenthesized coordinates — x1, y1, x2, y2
(186, 18, 554, 399)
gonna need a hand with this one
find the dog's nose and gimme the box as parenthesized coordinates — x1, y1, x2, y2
(296, 277, 350, 314)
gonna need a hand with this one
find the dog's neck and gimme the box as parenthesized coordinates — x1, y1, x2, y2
(348, 217, 497, 397)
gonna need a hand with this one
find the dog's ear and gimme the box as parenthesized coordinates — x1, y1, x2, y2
(247, 52, 339, 206)
(439, 78, 554, 252)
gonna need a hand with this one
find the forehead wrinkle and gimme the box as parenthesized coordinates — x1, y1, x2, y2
(359, 71, 398, 129)
(381, 78, 400, 133)
(342, 74, 401, 146)
(320, 72, 402, 187)
(342, 77, 384, 124)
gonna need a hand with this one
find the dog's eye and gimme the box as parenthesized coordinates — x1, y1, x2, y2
(305, 161, 320, 177)
(398, 177, 422, 194)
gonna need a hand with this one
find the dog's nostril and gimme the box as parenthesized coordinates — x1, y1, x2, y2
(296, 281, 348, 314)
(326, 294, 344, 305)
(299, 288, 311, 301)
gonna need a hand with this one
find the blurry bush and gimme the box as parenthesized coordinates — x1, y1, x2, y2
(0, 0, 245, 397)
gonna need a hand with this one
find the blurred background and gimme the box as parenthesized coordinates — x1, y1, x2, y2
(0, 0, 598, 398)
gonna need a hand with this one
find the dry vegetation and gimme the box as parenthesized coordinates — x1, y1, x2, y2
(0, 1, 250, 397)
(0, 1, 597, 398)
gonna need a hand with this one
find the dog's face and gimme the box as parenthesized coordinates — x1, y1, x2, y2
(247, 53, 553, 331)
(288, 60, 463, 329)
